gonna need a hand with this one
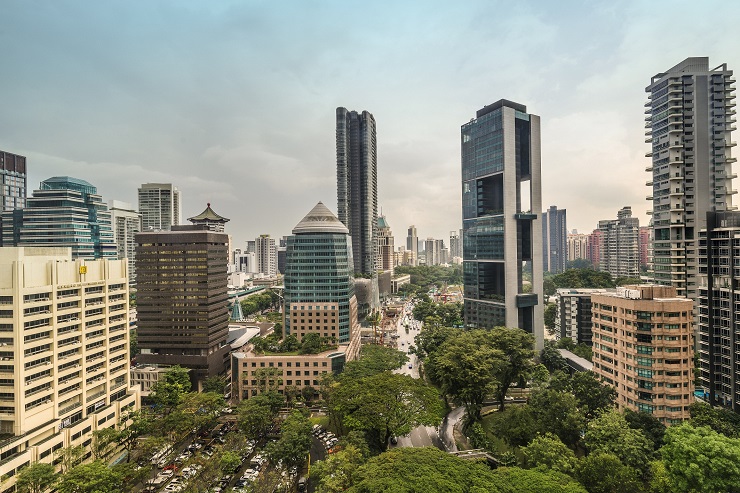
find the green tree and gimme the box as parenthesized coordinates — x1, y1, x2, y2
(254, 367, 283, 393)
(412, 324, 458, 359)
(551, 268, 615, 289)
(129, 328, 139, 359)
(521, 432, 577, 475)
(336, 430, 371, 458)
(220, 451, 242, 474)
(486, 327, 535, 410)
(572, 343, 593, 361)
(583, 410, 653, 474)
(90, 427, 118, 460)
(54, 445, 84, 474)
(57, 461, 123, 493)
(540, 341, 568, 373)
(569, 371, 615, 420)
(328, 372, 443, 452)
(574, 452, 643, 493)
(201, 375, 226, 394)
(490, 467, 588, 493)
(529, 389, 584, 449)
(312, 445, 366, 493)
(689, 401, 740, 438)
(237, 395, 276, 441)
(340, 344, 407, 380)
(150, 365, 192, 413)
(487, 404, 538, 448)
(299, 332, 325, 354)
(15, 463, 57, 493)
(265, 410, 312, 470)
(661, 423, 740, 493)
(115, 410, 153, 462)
(544, 303, 557, 335)
(623, 409, 666, 450)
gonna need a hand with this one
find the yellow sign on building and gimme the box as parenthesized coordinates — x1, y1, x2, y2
(79, 266, 87, 274)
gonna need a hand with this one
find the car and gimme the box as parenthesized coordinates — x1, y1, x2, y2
(390, 436, 398, 444)
(408, 364, 413, 369)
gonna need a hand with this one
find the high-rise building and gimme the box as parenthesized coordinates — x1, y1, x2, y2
(567, 232, 590, 264)
(376, 215, 394, 273)
(542, 205, 567, 273)
(698, 211, 740, 410)
(449, 230, 463, 259)
(592, 285, 694, 424)
(597, 207, 640, 279)
(255, 234, 277, 277)
(284, 202, 359, 345)
(138, 183, 181, 231)
(406, 226, 418, 266)
(336, 107, 378, 276)
(639, 226, 650, 270)
(135, 224, 230, 387)
(587, 229, 602, 267)
(554, 288, 608, 345)
(646, 57, 736, 299)
(108, 200, 141, 285)
(246, 240, 256, 254)
(1, 177, 116, 259)
(0, 150, 26, 211)
(0, 247, 138, 486)
(461, 99, 544, 347)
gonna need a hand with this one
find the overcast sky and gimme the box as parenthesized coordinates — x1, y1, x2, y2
(1, 0, 739, 249)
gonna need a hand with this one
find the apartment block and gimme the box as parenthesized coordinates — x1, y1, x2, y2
(542, 205, 567, 273)
(108, 200, 141, 285)
(554, 288, 609, 345)
(597, 206, 640, 278)
(592, 285, 694, 424)
(138, 183, 181, 231)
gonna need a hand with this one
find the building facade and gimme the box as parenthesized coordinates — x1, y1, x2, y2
(0, 151, 26, 212)
(554, 288, 609, 345)
(1, 177, 116, 260)
(461, 99, 544, 348)
(0, 247, 138, 489)
(591, 285, 694, 424)
(449, 229, 463, 260)
(597, 207, 640, 279)
(567, 232, 590, 264)
(138, 183, 181, 231)
(542, 205, 567, 273)
(376, 215, 394, 273)
(639, 226, 650, 270)
(406, 226, 418, 266)
(187, 203, 230, 233)
(108, 200, 141, 285)
(255, 234, 277, 277)
(646, 57, 736, 299)
(135, 225, 230, 387)
(697, 211, 740, 410)
(336, 107, 378, 276)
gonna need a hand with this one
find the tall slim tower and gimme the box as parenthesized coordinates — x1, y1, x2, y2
(542, 205, 567, 273)
(646, 57, 736, 299)
(406, 225, 418, 266)
(336, 107, 378, 276)
(461, 99, 544, 348)
(108, 200, 141, 285)
(138, 183, 181, 231)
(597, 206, 640, 279)
(0, 150, 26, 211)
(255, 234, 277, 277)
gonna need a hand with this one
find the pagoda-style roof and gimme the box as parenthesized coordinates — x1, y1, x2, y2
(377, 215, 390, 229)
(292, 201, 348, 235)
(188, 203, 230, 224)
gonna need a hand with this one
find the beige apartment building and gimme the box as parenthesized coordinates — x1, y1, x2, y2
(591, 285, 693, 424)
(0, 247, 139, 490)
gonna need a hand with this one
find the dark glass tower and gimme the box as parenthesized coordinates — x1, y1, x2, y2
(461, 100, 544, 348)
(0, 150, 26, 211)
(542, 205, 567, 273)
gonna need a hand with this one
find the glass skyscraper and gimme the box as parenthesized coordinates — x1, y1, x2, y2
(461, 99, 544, 348)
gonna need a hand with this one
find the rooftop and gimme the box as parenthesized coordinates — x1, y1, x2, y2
(188, 203, 230, 223)
(292, 201, 348, 235)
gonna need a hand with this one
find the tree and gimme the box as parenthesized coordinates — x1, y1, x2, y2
(544, 303, 557, 335)
(312, 445, 366, 493)
(569, 371, 615, 420)
(16, 463, 57, 493)
(490, 467, 588, 493)
(487, 404, 538, 448)
(129, 328, 139, 359)
(265, 410, 312, 470)
(572, 343, 592, 362)
(150, 365, 191, 413)
(412, 324, 458, 359)
(574, 452, 643, 493)
(254, 367, 283, 393)
(661, 423, 740, 493)
(583, 410, 653, 474)
(328, 372, 443, 452)
(56, 461, 123, 493)
(54, 445, 84, 474)
(299, 333, 325, 354)
(90, 427, 118, 460)
(237, 395, 276, 441)
(529, 389, 584, 449)
(340, 344, 407, 380)
(220, 451, 242, 474)
(689, 401, 740, 438)
(540, 341, 568, 373)
(521, 432, 577, 475)
(623, 409, 666, 450)
(485, 327, 535, 411)
(550, 269, 615, 290)
(201, 375, 226, 394)
(114, 410, 153, 462)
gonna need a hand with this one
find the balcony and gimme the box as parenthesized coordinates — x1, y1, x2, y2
(58, 401, 82, 416)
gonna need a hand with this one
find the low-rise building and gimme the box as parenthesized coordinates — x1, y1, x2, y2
(554, 288, 610, 345)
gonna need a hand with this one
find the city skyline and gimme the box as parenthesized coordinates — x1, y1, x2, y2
(1, 2, 739, 248)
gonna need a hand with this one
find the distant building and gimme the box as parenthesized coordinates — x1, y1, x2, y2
(0, 150, 26, 211)
(554, 288, 609, 345)
(638, 226, 650, 270)
(597, 207, 640, 279)
(277, 246, 287, 275)
(138, 183, 181, 231)
(233, 250, 257, 274)
(542, 206, 567, 273)
(108, 200, 141, 285)
(449, 230, 462, 259)
(1, 177, 116, 259)
(567, 233, 590, 264)
(255, 234, 277, 277)
(587, 229, 602, 267)
(461, 99, 544, 348)
(377, 215, 394, 273)
(592, 285, 694, 424)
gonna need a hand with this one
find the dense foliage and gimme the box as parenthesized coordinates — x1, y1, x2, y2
(239, 289, 280, 316)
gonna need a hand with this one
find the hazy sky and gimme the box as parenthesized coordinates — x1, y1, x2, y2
(2, 0, 739, 249)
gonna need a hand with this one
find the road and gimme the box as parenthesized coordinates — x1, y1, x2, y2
(390, 301, 463, 452)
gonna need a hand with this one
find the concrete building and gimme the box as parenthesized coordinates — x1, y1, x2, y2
(233, 250, 257, 274)
(567, 233, 590, 264)
(108, 200, 141, 285)
(592, 285, 694, 424)
(0, 247, 138, 488)
(377, 215, 394, 273)
(137, 183, 181, 232)
(646, 57, 736, 299)
(697, 211, 740, 410)
(1, 177, 116, 260)
(639, 226, 650, 270)
(449, 230, 462, 260)
(598, 207, 640, 279)
(554, 288, 609, 345)
(336, 107, 378, 277)
(587, 229, 603, 268)
(542, 205, 567, 273)
(135, 225, 230, 388)
(461, 99, 544, 348)
(406, 227, 418, 266)
(0, 150, 26, 211)
(255, 234, 277, 277)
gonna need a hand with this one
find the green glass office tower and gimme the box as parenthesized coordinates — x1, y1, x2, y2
(285, 202, 357, 343)
(0, 176, 116, 259)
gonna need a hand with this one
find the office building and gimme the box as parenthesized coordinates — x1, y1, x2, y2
(646, 57, 736, 299)
(1, 177, 116, 260)
(567, 232, 590, 264)
(450, 230, 463, 260)
(554, 288, 609, 345)
(0, 151, 26, 211)
(0, 247, 138, 487)
(187, 203, 230, 232)
(698, 211, 740, 410)
(277, 246, 287, 275)
(592, 286, 694, 424)
(598, 207, 640, 279)
(406, 226, 418, 266)
(255, 234, 277, 277)
(233, 251, 257, 274)
(138, 183, 181, 231)
(542, 205, 567, 273)
(108, 200, 141, 285)
(377, 215, 394, 273)
(336, 107, 378, 276)
(135, 225, 230, 387)
(461, 99, 544, 348)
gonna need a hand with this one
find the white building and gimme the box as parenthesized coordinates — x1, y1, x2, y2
(255, 235, 277, 277)
(137, 183, 181, 231)
(108, 200, 141, 285)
